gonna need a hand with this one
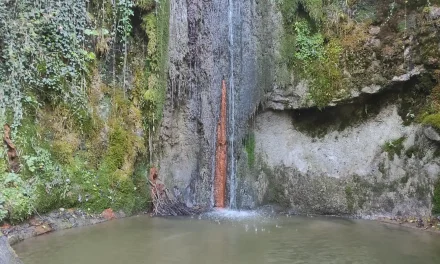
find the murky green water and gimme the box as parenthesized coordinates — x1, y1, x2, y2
(14, 211, 440, 264)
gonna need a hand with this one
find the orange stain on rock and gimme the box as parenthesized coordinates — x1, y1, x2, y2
(214, 80, 228, 208)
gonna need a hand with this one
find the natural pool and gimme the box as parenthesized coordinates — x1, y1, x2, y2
(13, 211, 440, 264)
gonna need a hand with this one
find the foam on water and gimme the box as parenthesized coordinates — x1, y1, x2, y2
(200, 209, 262, 221)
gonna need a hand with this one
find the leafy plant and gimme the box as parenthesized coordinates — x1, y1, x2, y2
(0, 0, 93, 130)
(294, 20, 324, 61)
(0, 172, 35, 223)
(118, 0, 134, 91)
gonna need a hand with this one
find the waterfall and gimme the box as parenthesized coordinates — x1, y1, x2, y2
(228, 0, 237, 209)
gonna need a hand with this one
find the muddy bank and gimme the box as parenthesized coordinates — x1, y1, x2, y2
(1, 208, 129, 246)
(377, 216, 440, 234)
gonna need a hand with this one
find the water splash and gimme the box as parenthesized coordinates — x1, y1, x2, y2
(201, 209, 261, 221)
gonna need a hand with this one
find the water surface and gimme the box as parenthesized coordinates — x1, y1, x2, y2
(14, 211, 440, 264)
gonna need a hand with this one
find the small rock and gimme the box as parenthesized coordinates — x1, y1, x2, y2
(367, 38, 381, 48)
(101, 208, 116, 220)
(29, 218, 42, 226)
(416, 218, 424, 228)
(33, 224, 52, 236)
(404, 47, 411, 60)
(369, 26, 381, 35)
(429, 7, 440, 20)
(424, 126, 440, 142)
(361, 85, 382, 94)
(59, 208, 65, 212)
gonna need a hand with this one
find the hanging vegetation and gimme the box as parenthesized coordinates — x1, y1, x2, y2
(0, 0, 170, 224)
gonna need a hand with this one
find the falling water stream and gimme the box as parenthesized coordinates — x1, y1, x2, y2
(228, 0, 237, 209)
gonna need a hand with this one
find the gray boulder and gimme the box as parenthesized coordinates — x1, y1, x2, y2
(423, 126, 440, 142)
(0, 235, 23, 264)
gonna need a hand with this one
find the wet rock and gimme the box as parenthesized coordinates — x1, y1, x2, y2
(7, 235, 20, 246)
(6, 208, 125, 245)
(239, 105, 438, 216)
(0, 235, 23, 264)
(416, 218, 424, 228)
(29, 217, 42, 226)
(101, 208, 116, 220)
(34, 224, 52, 236)
(423, 126, 440, 142)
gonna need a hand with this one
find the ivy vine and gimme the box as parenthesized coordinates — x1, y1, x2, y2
(0, 0, 94, 131)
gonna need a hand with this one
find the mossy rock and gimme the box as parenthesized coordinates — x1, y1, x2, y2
(422, 113, 440, 130)
(433, 179, 440, 214)
(52, 140, 77, 165)
(383, 137, 406, 160)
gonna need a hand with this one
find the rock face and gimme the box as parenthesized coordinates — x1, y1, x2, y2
(158, 0, 440, 216)
(0, 236, 23, 264)
(159, 0, 281, 207)
(424, 126, 440, 142)
(236, 105, 439, 216)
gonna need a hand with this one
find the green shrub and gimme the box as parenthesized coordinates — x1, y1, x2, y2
(294, 21, 324, 61)
(0, 173, 34, 223)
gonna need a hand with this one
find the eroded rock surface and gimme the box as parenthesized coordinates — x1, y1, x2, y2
(236, 105, 440, 217)
(158, 1, 440, 217)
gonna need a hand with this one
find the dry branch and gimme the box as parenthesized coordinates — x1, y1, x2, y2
(148, 168, 201, 216)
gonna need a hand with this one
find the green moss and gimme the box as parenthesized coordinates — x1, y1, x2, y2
(113, 175, 136, 214)
(383, 137, 406, 161)
(34, 184, 63, 214)
(131, 162, 151, 212)
(279, 13, 345, 108)
(305, 38, 345, 108)
(52, 140, 76, 165)
(139, 0, 169, 128)
(422, 113, 440, 130)
(279, 0, 324, 24)
(433, 179, 440, 215)
(244, 132, 256, 167)
(345, 186, 354, 213)
(136, 0, 155, 11)
(103, 126, 130, 173)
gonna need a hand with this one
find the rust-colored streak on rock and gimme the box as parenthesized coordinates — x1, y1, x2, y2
(214, 80, 228, 208)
